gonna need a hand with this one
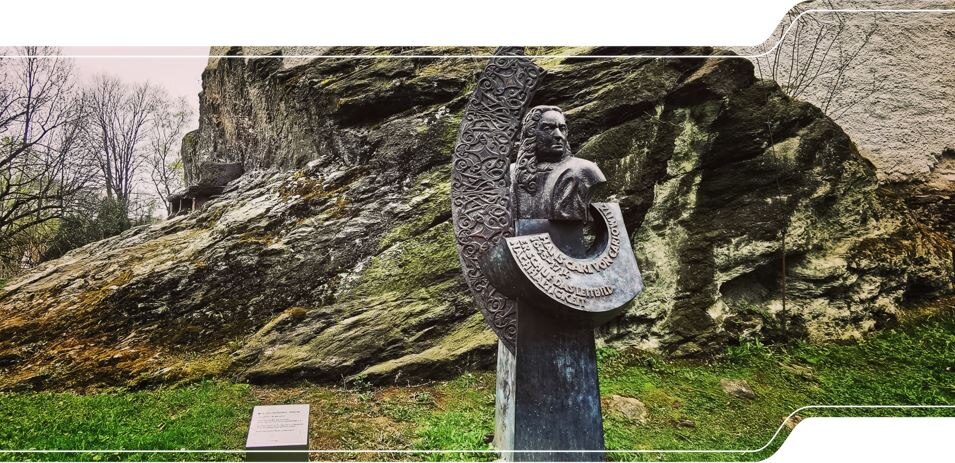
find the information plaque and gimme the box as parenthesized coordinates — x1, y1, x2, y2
(245, 404, 310, 462)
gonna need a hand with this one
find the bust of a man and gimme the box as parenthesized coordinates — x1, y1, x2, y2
(511, 105, 606, 221)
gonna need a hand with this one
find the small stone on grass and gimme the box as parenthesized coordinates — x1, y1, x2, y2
(720, 378, 756, 400)
(676, 419, 696, 428)
(605, 394, 648, 424)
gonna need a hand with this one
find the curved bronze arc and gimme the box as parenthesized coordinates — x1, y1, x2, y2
(450, 48, 544, 351)
(503, 203, 643, 325)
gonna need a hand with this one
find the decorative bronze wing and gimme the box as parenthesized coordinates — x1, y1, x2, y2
(450, 47, 543, 351)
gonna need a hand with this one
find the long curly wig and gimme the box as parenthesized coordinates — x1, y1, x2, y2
(514, 105, 571, 194)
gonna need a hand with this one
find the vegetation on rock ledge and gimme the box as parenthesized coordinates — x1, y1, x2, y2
(2, 304, 951, 461)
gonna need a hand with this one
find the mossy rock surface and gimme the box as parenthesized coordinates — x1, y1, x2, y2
(0, 47, 950, 390)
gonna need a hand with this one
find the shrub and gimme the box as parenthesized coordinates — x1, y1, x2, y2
(40, 197, 146, 261)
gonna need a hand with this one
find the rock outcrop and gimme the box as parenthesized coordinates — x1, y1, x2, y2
(896, 148, 955, 242)
(0, 47, 951, 390)
(731, 0, 955, 183)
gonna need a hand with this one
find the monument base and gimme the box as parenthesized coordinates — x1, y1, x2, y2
(495, 304, 605, 462)
(494, 340, 517, 455)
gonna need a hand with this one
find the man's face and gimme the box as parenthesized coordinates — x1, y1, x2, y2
(535, 110, 567, 161)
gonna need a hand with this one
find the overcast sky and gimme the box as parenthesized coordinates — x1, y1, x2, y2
(63, 47, 209, 130)
(52, 47, 210, 213)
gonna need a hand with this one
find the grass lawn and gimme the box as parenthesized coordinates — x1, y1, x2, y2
(1, 307, 952, 461)
(0, 382, 252, 461)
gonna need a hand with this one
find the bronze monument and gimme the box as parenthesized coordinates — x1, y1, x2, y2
(451, 47, 643, 461)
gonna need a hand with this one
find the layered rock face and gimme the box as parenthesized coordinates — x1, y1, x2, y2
(0, 47, 951, 390)
(731, 0, 955, 183)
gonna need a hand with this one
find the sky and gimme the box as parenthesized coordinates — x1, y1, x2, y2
(49, 47, 211, 215)
(63, 47, 210, 130)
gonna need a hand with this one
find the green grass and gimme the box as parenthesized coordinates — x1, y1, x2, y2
(408, 310, 955, 462)
(0, 311, 952, 461)
(597, 312, 955, 461)
(411, 373, 496, 461)
(0, 382, 254, 461)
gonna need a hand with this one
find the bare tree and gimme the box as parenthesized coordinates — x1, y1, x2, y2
(752, 2, 882, 120)
(0, 47, 92, 268)
(82, 75, 159, 209)
(1, 51, 195, 271)
(145, 94, 192, 215)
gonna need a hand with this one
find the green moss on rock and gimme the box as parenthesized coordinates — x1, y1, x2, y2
(350, 221, 459, 299)
(378, 166, 453, 252)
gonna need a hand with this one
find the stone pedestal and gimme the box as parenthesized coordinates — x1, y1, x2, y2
(494, 341, 516, 455)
